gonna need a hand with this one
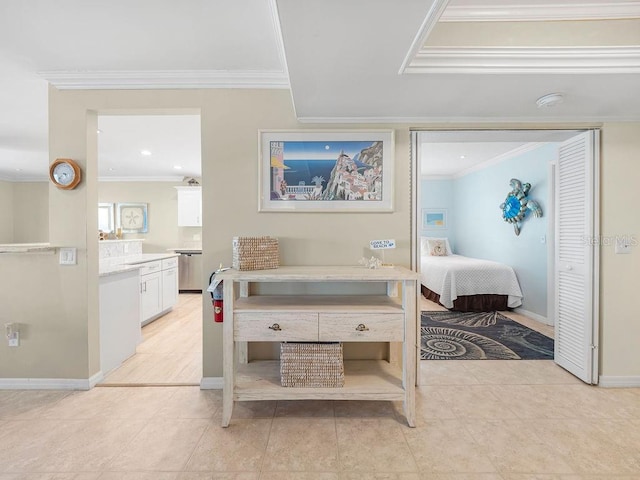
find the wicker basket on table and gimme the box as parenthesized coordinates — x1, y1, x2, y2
(232, 236, 279, 271)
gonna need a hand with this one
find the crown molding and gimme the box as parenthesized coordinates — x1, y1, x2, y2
(399, 0, 451, 74)
(98, 176, 185, 182)
(40, 70, 290, 90)
(421, 174, 454, 180)
(405, 46, 640, 74)
(296, 114, 634, 124)
(0, 174, 47, 182)
(440, 2, 640, 22)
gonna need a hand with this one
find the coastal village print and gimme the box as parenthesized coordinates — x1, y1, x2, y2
(270, 140, 384, 202)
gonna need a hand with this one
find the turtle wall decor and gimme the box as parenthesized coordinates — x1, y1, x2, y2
(500, 178, 542, 236)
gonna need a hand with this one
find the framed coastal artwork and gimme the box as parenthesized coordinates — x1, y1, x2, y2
(117, 202, 148, 233)
(422, 209, 447, 229)
(258, 130, 394, 212)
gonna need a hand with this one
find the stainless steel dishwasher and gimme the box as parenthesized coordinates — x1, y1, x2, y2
(175, 250, 203, 292)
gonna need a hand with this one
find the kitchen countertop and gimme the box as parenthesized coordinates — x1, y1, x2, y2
(124, 253, 180, 264)
(99, 252, 179, 277)
(169, 247, 202, 253)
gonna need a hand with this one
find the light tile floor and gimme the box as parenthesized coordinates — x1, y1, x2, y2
(1, 361, 640, 479)
(3, 297, 638, 478)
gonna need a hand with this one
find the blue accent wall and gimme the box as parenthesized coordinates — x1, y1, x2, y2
(422, 143, 555, 318)
(420, 178, 455, 250)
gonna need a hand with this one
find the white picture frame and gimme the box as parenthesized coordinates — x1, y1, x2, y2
(422, 209, 447, 229)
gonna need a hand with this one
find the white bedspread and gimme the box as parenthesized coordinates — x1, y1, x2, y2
(420, 254, 523, 309)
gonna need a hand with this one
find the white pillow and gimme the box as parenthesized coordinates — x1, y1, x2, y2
(421, 236, 452, 256)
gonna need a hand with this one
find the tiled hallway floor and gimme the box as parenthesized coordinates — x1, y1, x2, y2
(1, 360, 639, 479)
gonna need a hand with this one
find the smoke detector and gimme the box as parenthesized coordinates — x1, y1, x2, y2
(536, 93, 564, 108)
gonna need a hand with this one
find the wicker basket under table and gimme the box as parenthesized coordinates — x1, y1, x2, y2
(280, 342, 345, 388)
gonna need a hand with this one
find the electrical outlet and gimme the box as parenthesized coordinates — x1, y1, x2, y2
(5, 323, 19, 347)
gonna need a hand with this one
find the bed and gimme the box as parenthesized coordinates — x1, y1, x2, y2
(420, 237, 523, 312)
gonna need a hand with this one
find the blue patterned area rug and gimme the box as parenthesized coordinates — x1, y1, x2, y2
(421, 311, 554, 360)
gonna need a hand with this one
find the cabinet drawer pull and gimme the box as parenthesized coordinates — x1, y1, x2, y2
(268, 323, 282, 331)
(355, 323, 369, 332)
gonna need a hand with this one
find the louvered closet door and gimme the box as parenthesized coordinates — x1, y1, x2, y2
(554, 130, 599, 384)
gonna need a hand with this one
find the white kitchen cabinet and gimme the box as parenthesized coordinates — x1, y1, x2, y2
(161, 257, 179, 310)
(100, 269, 141, 375)
(140, 265, 162, 326)
(176, 186, 202, 226)
(138, 256, 179, 326)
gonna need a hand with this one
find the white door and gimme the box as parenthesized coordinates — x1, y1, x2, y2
(554, 130, 599, 384)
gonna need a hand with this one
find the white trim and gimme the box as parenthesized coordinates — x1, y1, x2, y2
(268, 0, 297, 118)
(0, 175, 48, 182)
(441, 2, 640, 22)
(405, 46, 640, 74)
(296, 114, 640, 124)
(453, 142, 545, 179)
(200, 377, 224, 389)
(40, 70, 290, 90)
(513, 307, 550, 326)
(399, 0, 451, 74)
(547, 160, 557, 328)
(598, 376, 640, 388)
(0, 372, 103, 390)
(590, 129, 601, 385)
(98, 176, 185, 182)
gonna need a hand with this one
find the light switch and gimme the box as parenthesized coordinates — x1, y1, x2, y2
(59, 247, 77, 265)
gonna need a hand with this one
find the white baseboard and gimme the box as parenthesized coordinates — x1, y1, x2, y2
(598, 375, 640, 387)
(200, 377, 224, 389)
(513, 308, 551, 325)
(0, 372, 103, 390)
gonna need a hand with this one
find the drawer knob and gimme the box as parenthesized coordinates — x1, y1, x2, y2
(268, 323, 282, 331)
(355, 323, 369, 332)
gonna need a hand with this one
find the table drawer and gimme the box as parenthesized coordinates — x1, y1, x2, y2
(319, 313, 404, 342)
(234, 312, 318, 341)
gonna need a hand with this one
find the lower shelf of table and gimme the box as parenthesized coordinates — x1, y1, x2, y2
(234, 359, 405, 401)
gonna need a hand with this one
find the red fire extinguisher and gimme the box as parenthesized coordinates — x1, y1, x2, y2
(209, 265, 229, 322)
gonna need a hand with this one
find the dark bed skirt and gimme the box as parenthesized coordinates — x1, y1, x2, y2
(421, 285, 509, 312)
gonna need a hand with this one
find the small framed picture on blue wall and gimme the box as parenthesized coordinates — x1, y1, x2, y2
(422, 209, 447, 229)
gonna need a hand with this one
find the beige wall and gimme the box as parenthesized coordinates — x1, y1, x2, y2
(599, 123, 640, 377)
(0, 180, 14, 243)
(0, 84, 638, 384)
(13, 182, 49, 243)
(98, 181, 201, 253)
(0, 181, 48, 244)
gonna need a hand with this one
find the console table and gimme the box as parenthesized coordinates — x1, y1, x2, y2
(217, 265, 419, 427)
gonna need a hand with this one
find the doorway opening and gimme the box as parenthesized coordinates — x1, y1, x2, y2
(97, 113, 203, 386)
(412, 128, 600, 384)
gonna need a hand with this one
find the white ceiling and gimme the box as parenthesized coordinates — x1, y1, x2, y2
(1, 0, 639, 181)
(419, 129, 580, 176)
(98, 115, 201, 181)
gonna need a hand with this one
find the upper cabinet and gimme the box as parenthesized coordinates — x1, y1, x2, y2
(175, 186, 202, 227)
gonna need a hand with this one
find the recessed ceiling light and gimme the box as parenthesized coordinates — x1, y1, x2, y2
(15, 168, 22, 171)
(96, 129, 102, 134)
(140, 149, 152, 156)
(173, 165, 183, 170)
(108, 167, 115, 171)
(460, 155, 466, 159)
(536, 93, 564, 108)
